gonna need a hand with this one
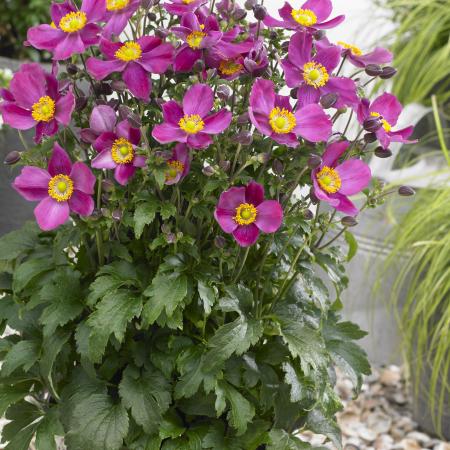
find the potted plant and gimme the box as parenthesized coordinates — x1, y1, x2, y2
(0, 0, 416, 448)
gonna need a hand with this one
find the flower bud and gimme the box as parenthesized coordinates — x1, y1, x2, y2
(102, 179, 115, 193)
(380, 66, 397, 79)
(244, 0, 256, 10)
(237, 112, 250, 124)
(219, 160, 231, 172)
(253, 5, 267, 20)
(4, 150, 21, 165)
(257, 153, 270, 164)
(233, 7, 247, 20)
(155, 28, 168, 39)
(374, 146, 392, 158)
(112, 209, 123, 221)
(192, 59, 205, 73)
(217, 84, 231, 101)
(215, 235, 226, 248)
(272, 159, 284, 175)
(309, 188, 319, 204)
(313, 29, 326, 40)
(365, 64, 383, 77)
(66, 63, 79, 76)
(108, 99, 119, 109)
(341, 216, 358, 227)
(232, 130, 253, 145)
(398, 185, 415, 197)
(75, 96, 88, 112)
(307, 154, 322, 169)
(320, 93, 338, 109)
(303, 209, 314, 220)
(363, 117, 382, 132)
(269, 30, 278, 40)
(111, 80, 127, 92)
(281, 41, 290, 52)
(364, 132, 377, 143)
(290, 88, 297, 99)
(147, 12, 157, 21)
(141, 0, 154, 7)
(202, 165, 215, 176)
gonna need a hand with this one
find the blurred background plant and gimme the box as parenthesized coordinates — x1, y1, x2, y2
(0, 0, 50, 61)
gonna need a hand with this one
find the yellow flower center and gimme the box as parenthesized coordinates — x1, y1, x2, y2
(234, 203, 257, 225)
(337, 41, 363, 56)
(48, 174, 74, 202)
(182, 0, 195, 3)
(50, 21, 57, 29)
(291, 8, 317, 26)
(166, 160, 185, 181)
(219, 60, 243, 76)
(59, 11, 87, 33)
(187, 31, 206, 49)
(111, 138, 134, 164)
(370, 112, 392, 132)
(31, 96, 56, 122)
(106, 0, 130, 11)
(303, 62, 329, 88)
(316, 166, 341, 194)
(115, 42, 142, 62)
(269, 107, 296, 134)
(179, 114, 205, 134)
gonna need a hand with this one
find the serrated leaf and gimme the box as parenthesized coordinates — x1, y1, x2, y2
(0, 222, 40, 261)
(306, 409, 341, 450)
(197, 281, 217, 315)
(282, 362, 302, 403)
(267, 429, 311, 449)
(119, 366, 171, 434)
(87, 275, 122, 306)
(87, 291, 143, 362)
(35, 408, 64, 450)
(1, 340, 40, 376)
(160, 202, 177, 220)
(344, 231, 358, 262)
(13, 258, 53, 292)
(0, 383, 31, 416)
(66, 393, 129, 450)
(129, 435, 163, 450)
(143, 271, 187, 325)
(134, 200, 159, 239)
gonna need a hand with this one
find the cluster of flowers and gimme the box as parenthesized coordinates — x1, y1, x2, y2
(1, 0, 416, 247)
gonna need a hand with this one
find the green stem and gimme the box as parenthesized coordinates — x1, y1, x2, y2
(318, 227, 347, 250)
(17, 131, 29, 151)
(95, 174, 104, 265)
(232, 247, 250, 283)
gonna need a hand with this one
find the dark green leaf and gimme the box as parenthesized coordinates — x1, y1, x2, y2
(1, 340, 40, 376)
(134, 199, 159, 239)
(344, 231, 358, 262)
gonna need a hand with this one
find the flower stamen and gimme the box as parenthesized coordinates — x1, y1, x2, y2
(48, 174, 74, 202)
(186, 31, 206, 49)
(166, 160, 184, 181)
(234, 203, 257, 225)
(219, 59, 243, 76)
(111, 138, 134, 164)
(115, 41, 142, 62)
(31, 96, 56, 122)
(269, 107, 296, 134)
(316, 166, 341, 194)
(179, 114, 205, 134)
(59, 11, 87, 33)
(106, 0, 130, 11)
(370, 112, 392, 132)
(303, 62, 329, 88)
(337, 41, 363, 56)
(291, 8, 317, 26)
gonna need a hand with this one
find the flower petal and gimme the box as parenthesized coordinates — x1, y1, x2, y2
(48, 143, 72, 177)
(217, 186, 246, 210)
(53, 33, 86, 60)
(162, 101, 184, 125)
(71, 162, 96, 194)
(27, 25, 63, 53)
(214, 208, 238, 233)
(115, 164, 136, 185)
(139, 43, 174, 74)
(34, 197, 70, 230)
(288, 31, 312, 68)
(93, 131, 117, 153)
(91, 150, 117, 169)
(233, 224, 260, 247)
(0, 104, 35, 130)
(250, 78, 275, 115)
(186, 132, 212, 149)
(13, 167, 51, 201)
(370, 93, 402, 126)
(322, 140, 349, 167)
(54, 91, 75, 126)
(152, 123, 187, 144)
(89, 105, 117, 133)
(202, 109, 232, 134)
(183, 84, 214, 118)
(68, 190, 95, 216)
(174, 45, 200, 72)
(321, 77, 358, 109)
(314, 45, 341, 73)
(302, 0, 332, 22)
(123, 63, 151, 101)
(314, 15, 345, 29)
(248, 108, 273, 137)
(296, 84, 321, 108)
(255, 200, 283, 233)
(295, 103, 331, 142)
(336, 159, 371, 195)
(87, 57, 126, 80)
(245, 181, 264, 206)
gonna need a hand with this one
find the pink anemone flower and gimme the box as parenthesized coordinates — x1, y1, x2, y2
(27, 0, 105, 60)
(87, 37, 174, 101)
(248, 78, 332, 147)
(86, 105, 146, 185)
(214, 181, 283, 247)
(152, 83, 232, 150)
(164, 144, 191, 185)
(0, 63, 75, 144)
(312, 140, 371, 216)
(264, 0, 345, 31)
(281, 31, 359, 109)
(357, 93, 416, 149)
(12, 143, 96, 231)
(335, 41, 393, 68)
(103, 0, 141, 37)
(163, 0, 207, 16)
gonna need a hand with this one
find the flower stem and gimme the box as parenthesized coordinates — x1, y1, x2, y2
(96, 174, 104, 266)
(232, 247, 250, 283)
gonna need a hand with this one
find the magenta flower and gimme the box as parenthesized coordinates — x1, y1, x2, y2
(172, 13, 252, 72)
(12, 143, 95, 231)
(103, 0, 141, 37)
(336, 41, 393, 68)
(357, 93, 416, 149)
(214, 181, 283, 247)
(248, 78, 332, 147)
(152, 83, 232, 150)
(163, 0, 207, 16)
(264, 0, 345, 31)
(86, 105, 146, 185)
(165, 144, 191, 185)
(281, 31, 359, 109)
(87, 37, 174, 101)
(312, 141, 371, 216)
(0, 63, 75, 144)
(27, 0, 105, 60)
